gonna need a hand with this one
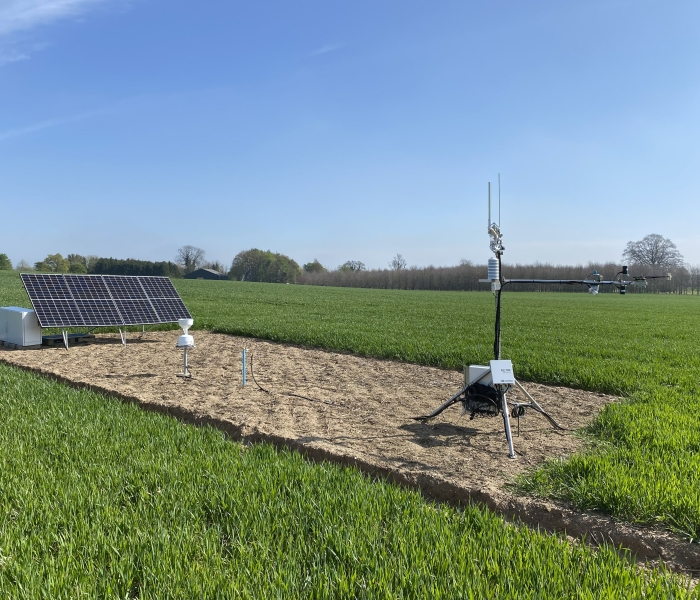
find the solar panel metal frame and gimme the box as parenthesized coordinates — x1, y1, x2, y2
(20, 273, 191, 329)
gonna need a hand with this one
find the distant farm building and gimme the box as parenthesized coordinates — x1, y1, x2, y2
(184, 268, 229, 280)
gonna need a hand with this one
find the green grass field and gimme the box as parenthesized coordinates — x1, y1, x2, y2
(174, 278, 700, 396)
(1, 270, 700, 592)
(171, 278, 700, 540)
(0, 361, 693, 598)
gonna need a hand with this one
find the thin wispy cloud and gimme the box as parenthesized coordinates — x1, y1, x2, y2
(308, 43, 343, 57)
(0, 0, 123, 65)
(0, 48, 29, 65)
(0, 107, 109, 142)
(0, 0, 109, 37)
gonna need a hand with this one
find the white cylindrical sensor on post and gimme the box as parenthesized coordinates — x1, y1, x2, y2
(487, 257, 500, 281)
(177, 318, 195, 348)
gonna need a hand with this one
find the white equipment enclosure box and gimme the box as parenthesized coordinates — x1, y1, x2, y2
(468, 365, 492, 385)
(490, 360, 515, 385)
(0, 307, 42, 347)
(468, 361, 516, 386)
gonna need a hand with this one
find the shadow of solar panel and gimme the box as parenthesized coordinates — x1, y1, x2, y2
(150, 297, 191, 322)
(114, 299, 160, 325)
(104, 275, 148, 299)
(66, 275, 111, 299)
(34, 299, 85, 328)
(138, 276, 179, 298)
(75, 300, 124, 326)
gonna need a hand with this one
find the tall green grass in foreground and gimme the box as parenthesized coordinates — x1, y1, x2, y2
(0, 363, 694, 598)
(2, 271, 700, 539)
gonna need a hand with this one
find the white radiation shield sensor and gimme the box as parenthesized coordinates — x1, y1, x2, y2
(177, 318, 194, 349)
(176, 318, 195, 377)
(178, 318, 193, 335)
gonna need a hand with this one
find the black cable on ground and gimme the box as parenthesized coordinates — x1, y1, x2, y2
(249, 351, 270, 394)
(249, 351, 344, 407)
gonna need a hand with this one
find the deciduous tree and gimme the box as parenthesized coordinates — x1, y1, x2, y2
(338, 260, 366, 272)
(86, 255, 99, 270)
(229, 249, 301, 283)
(35, 253, 70, 272)
(389, 254, 407, 271)
(14, 259, 32, 271)
(69, 262, 88, 273)
(622, 234, 684, 268)
(303, 259, 327, 273)
(176, 245, 206, 274)
(67, 254, 88, 268)
(0, 253, 11, 270)
(203, 260, 226, 273)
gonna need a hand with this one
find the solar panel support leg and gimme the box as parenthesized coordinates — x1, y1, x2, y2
(62, 330, 69, 351)
(119, 328, 127, 346)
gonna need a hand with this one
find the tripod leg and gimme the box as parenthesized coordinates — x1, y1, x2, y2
(501, 390, 516, 458)
(513, 379, 565, 430)
(412, 385, 468, 421)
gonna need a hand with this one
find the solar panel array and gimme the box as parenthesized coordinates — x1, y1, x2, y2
(20, 274, 191, 328)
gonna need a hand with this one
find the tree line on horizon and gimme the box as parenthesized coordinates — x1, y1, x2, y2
(300, 260, 698, 294)
(3, 234, 699, 294)
(298, 235, 697, 294)
(2, 253, 182, 278)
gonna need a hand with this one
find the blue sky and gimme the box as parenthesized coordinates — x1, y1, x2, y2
(2, 0, 699, 271)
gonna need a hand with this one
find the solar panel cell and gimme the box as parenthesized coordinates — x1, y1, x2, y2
(75, 300, 124, 326)
(21, 274, 73, 299)
(103, 275, 147, 299)
(34, 299, 85, 328)
(114, 299, 160, 325)
(65, 275, 111, 299)
(150, 297, 191, 322)
(137, 276, 179, 298)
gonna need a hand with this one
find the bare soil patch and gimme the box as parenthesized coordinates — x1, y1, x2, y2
(1, 331, 697, 575)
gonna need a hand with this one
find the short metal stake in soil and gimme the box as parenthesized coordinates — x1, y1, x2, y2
(178, 346, 192, 378)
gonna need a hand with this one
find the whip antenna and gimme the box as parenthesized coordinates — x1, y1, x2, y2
(488, 182, 491, 228)
(498, 173, 501, 226)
